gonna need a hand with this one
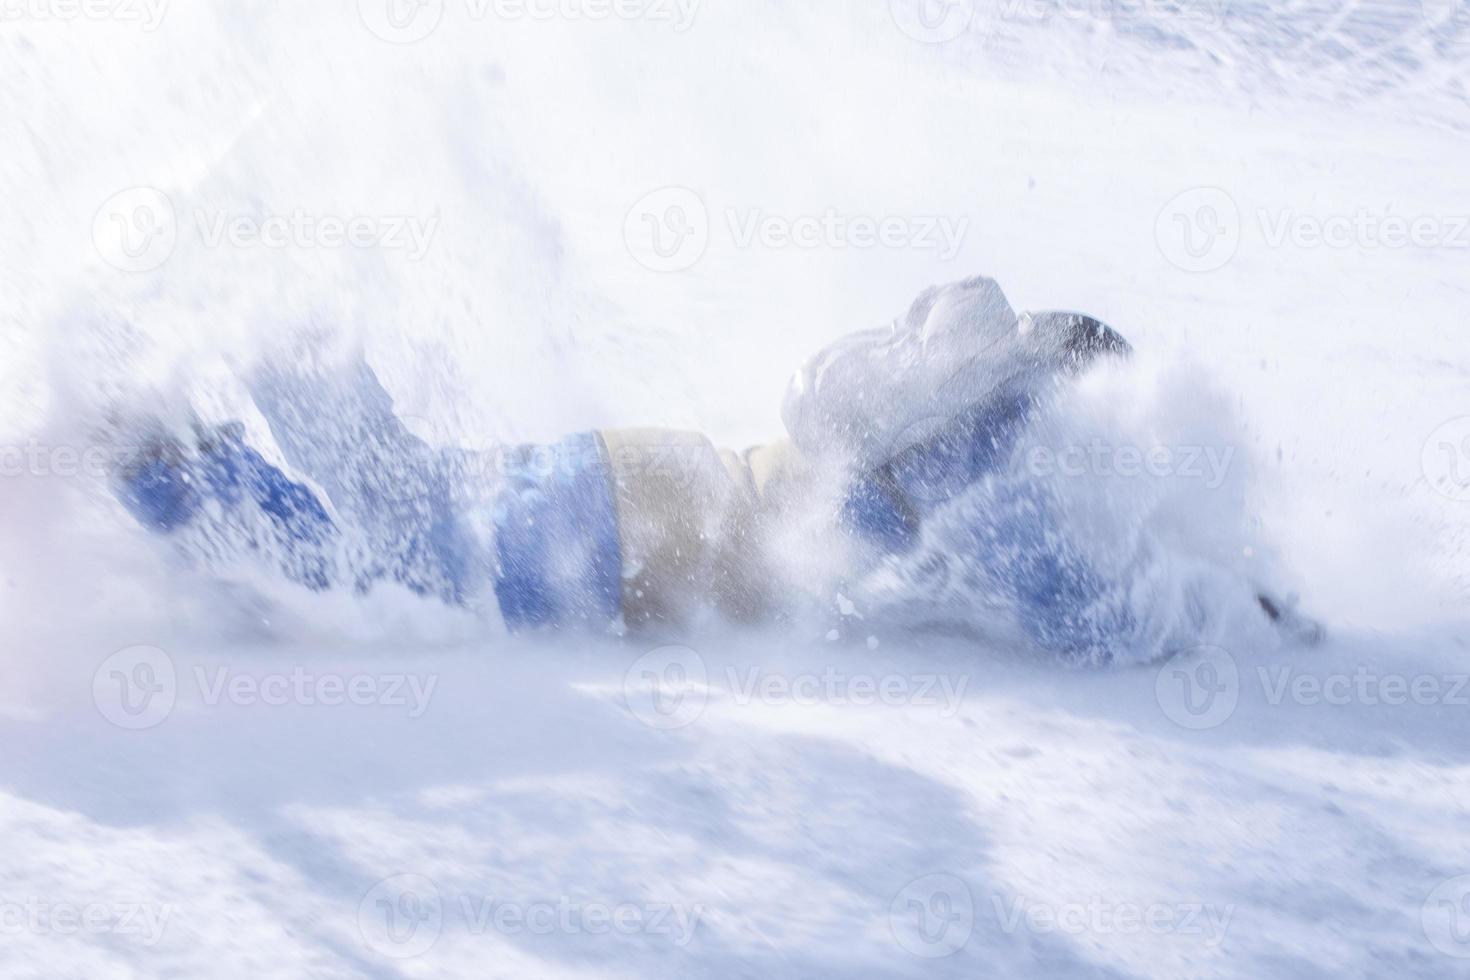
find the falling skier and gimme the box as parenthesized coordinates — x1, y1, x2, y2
(112, 276, 1319, 662)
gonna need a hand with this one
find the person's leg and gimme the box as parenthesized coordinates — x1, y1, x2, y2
(114, 354, 485, 605)
(113, 358, 633, 629)
(246, 355, 480, 604)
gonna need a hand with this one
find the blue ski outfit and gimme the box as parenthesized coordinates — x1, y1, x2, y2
(114, 277, 1132, 654)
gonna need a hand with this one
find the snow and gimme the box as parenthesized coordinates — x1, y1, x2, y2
(2, 0, 1469, 976)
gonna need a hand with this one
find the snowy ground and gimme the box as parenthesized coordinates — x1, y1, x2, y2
(2, 1, 1470, 977)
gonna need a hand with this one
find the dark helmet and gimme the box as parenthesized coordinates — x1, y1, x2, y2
(1026, 310, 1133, 372)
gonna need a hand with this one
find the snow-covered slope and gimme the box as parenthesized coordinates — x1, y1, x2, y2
(1, 1, 1468, 976)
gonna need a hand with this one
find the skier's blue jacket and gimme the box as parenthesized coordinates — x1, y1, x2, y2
(114, 277, 1132, 654)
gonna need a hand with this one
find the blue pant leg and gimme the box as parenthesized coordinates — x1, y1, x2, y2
(115, 412, 626, 628)
(247, 357, 478, 604)
(114, 352, 479, 604)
